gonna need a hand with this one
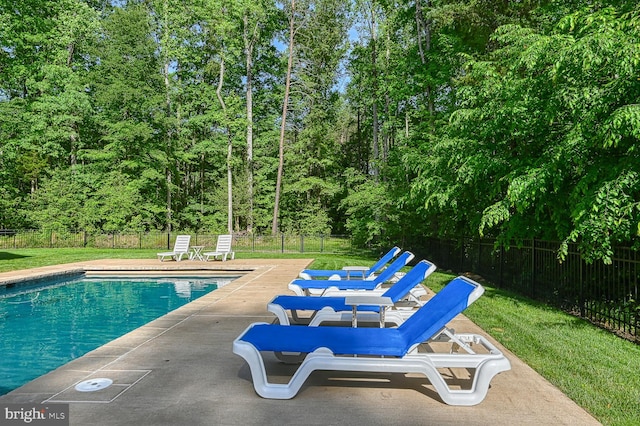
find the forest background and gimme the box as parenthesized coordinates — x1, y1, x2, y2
(1, 0, 639, 264)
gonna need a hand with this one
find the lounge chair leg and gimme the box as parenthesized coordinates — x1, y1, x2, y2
(274, 352, 306, 364)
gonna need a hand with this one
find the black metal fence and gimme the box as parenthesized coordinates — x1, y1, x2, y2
(3, 229, 638, 342)
(412, 237, 639, 344)
(0, 230, 353, 254)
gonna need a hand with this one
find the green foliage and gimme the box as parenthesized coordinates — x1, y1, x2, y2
(561, 170, 640, 263)
(405, 3, 640, 262)
(276, 0, 351, 234)
(428, 275, 640, 426)
(340, 168, 400, 247)
(1, 0, 640, 265)
(24, 168, 161, 232)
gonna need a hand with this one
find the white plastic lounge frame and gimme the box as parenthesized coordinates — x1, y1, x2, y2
(288, 251, 415, 296)
(157, 235, 191, 262)
(298, 246, 402, 280)
(203, 234, 235, 261)
(269, 259, 437, 326)
(233, 275, 511, 405)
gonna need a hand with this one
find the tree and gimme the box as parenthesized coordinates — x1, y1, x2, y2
(0, 0, 99, 227)
(272, 0, 296, 235)
(85, 2, 167, 230)
(3, 0, 639, 265)
(411, 3, 640, 263)
(240, 0, 278, 233)
(278, 0, 350, 234)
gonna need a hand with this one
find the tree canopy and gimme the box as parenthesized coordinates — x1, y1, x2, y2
(1, 0, 638, 262)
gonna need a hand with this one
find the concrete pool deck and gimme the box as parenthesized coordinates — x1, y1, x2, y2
(0, 258, 601, 425)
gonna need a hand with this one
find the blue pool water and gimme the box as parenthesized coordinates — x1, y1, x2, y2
(0, 274, 236, 395)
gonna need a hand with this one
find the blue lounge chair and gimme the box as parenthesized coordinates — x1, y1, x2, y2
(233, 275, 511, 405)
(299, 246, 401, 280)
(269, 259, 436, 326)
(288, 251, 415, 296)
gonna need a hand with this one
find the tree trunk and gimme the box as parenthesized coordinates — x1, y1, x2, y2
(200, 153, 205, 215)
(227, 130, 233, 234)
(164, 57, 172, 232)
(272, 0, 295, 235)
(244, 12, 258, 234)
(216, 56, 233, 234)
(368, 4, 379, 177)
(162, 0, 172, 232)
(67, 42, 78, 167)
(383, 33, 391, 162)
(416, 0, 434, 129)
(166, 169, 172, 232)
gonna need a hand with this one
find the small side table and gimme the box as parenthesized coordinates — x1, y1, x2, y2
(344, 295, 393, 327)
(190, 245, 205, 261)
(342, 265, 369, 280)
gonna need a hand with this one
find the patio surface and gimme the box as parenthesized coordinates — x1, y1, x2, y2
(0, 258, 601, 425)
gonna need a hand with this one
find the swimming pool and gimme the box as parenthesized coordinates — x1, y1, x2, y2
(0, 273, 237, 395)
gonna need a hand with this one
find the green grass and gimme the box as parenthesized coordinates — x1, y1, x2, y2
(1, 249, 638, 425)
(0, 248, 160, 272)
(0, 248, 373, 273)
(426, 272, 640, 426)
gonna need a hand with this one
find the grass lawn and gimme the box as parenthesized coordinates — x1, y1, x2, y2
(427, 272, 640, 426)
(0, 248, 336, 273)
(0, 248, 160, 272)
(1, 248, 638, 425)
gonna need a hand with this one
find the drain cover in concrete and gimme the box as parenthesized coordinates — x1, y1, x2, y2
(75, 378, 113, 392)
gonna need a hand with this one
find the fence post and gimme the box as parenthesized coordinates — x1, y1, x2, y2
(281, 233, 285, 253)
(531, 239, 536, 298)
(320, 235, 324, 253)
(635, 250, 638, 343)
(499, 243, 504, 288)
(167, 232, 171, 250)
(300, 235, 304, 253)
(477, 238, 482, 275)
(579, 249, 585, 317)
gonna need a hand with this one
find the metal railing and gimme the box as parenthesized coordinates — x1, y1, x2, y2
(411, 237, 639, 344)
(3, 229, 637, 342)
(0, 230, 353, 254)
